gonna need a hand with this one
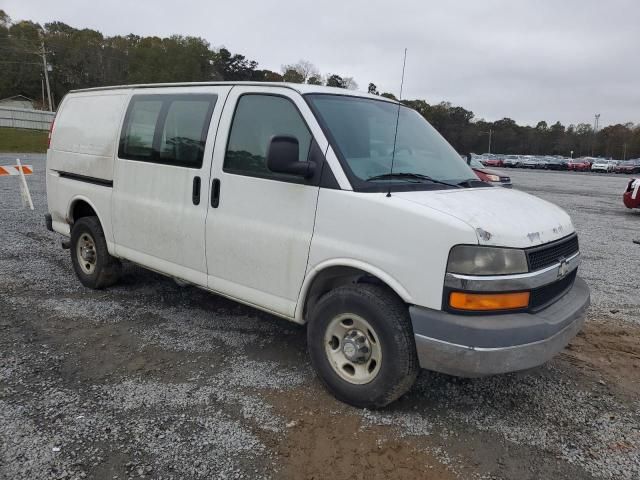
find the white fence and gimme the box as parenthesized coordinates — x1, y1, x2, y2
(0, 107, 55, 131)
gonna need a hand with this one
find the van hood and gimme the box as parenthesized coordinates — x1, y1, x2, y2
(394, 187, 574, 248)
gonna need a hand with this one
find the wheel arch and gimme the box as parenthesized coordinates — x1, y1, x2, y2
(295, 259, 412, 323)
(68, 195, 100, 223)
(66, 195, 112, 242)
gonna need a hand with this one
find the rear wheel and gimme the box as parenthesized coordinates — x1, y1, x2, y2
(70, 216, 121, 289)
(307, 284, 419, 408)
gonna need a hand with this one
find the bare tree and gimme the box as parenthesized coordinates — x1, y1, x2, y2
(281, 59, 320, 83)
(342, 76, 358, 90)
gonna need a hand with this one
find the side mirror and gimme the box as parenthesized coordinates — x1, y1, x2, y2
(267, 135, 316, 178)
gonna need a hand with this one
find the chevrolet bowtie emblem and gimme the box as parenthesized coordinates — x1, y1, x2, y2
(558, 258, 569, 278)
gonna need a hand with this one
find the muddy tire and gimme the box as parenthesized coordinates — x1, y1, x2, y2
(307, 284, 419, 408)
(70, 216, 121, 289)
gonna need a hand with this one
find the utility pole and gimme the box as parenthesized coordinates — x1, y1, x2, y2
(41, 41, 53, 112)
(591, 113, 600, 156)
(488, 128, 492, 155)
(623, 143, 627, 161)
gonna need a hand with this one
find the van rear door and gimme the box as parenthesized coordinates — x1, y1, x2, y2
(112, 86, 231, 286)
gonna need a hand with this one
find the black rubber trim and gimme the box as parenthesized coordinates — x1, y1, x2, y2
(58, 171, 113, 187)
(44, 213, 53, 231)
(319, 155, 340, 189)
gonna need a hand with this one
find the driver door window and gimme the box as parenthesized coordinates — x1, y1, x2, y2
(224, 94, 312, 179)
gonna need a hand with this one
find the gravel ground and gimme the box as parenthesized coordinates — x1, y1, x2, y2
(1, 154, 638, 480)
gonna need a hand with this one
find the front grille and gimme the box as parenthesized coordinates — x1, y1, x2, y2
(526, 234, 579, 271)
(529, 269, 577, 310)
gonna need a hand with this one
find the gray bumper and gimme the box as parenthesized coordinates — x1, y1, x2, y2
(410, 277, 590, 377)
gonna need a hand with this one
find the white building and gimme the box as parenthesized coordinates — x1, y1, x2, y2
(0, 95, 37, 110)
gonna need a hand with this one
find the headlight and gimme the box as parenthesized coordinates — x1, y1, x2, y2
(447, 245, 528, 275)
(486, 174, 500, 182)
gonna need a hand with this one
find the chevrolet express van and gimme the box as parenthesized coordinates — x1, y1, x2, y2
(45, 82, 590, 407)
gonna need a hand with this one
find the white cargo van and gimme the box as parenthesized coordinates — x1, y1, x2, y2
(46, 82, 589, 407)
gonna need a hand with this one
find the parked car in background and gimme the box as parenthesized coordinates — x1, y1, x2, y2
(615, 160, 640, 174)
(567, 158, 592, 172)
(482, 156, 505, 168)
(522, 156, 540, 168)
(503, 155, 522, 168)
(591, 159, 616, 173)
(623, 178, 640, 209)
(547, 158, 569, 170)
(469, 158, 512, 187)
(536, 157, 550, 169)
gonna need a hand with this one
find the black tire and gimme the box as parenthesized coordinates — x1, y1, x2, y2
(307, 284, 419, 408)
(70, 216, 121, 289)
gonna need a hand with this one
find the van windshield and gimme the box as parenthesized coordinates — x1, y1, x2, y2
(306, 94, 476, 190)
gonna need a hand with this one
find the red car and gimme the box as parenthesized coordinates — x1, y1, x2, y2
(623, 178, 640, 209)
(469, 158, 512, 187)
(481, 157, 505, 168)
(567, 159, 592, 171)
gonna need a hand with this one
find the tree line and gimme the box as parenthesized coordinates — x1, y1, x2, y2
(1, 10, 638, 159)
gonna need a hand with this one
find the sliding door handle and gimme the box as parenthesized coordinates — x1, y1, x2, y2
(192, 176, 201, 205)
(211, 178, 221, 208)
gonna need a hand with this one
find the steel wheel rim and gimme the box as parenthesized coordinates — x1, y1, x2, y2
(76, 232, 97, 275)
(324, 313, 382, 385)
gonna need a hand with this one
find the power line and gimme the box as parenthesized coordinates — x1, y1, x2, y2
(0, 46, 40, 54)
(0, 60, 42, 65)
(0, 37, 41, 50)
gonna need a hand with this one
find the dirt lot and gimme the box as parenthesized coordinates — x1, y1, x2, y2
(1, 155, 639, 480)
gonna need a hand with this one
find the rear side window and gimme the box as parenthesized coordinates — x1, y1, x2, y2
(121, 99, 162, 160)
(119, 94, 217, 168)
(224, 94, 312, 177)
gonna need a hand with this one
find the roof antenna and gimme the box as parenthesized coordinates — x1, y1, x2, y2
(387, 48, 408, 198)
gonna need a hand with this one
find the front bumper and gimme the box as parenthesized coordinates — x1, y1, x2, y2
(409, 276, 590, 377)
(624, 192, 640, 209)
(623, 180, 640, 208)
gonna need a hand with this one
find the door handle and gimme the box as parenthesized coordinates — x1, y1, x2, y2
(192, 176, 201, 205)
(211, 178, 221, 208)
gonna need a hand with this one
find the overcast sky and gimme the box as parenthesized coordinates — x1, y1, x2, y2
(4, 0, 638, 126)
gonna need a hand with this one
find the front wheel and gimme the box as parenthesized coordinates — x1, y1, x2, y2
(307, 284, 419, 408)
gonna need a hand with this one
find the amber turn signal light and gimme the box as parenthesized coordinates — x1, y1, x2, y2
(449, 291, 530, 311)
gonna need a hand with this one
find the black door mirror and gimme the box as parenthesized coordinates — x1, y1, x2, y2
(267, 135, 316, 178)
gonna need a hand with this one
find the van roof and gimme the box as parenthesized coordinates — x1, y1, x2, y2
(70, 81, 397, 103)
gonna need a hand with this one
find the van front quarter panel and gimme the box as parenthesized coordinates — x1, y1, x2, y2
(305, 188, 479, 315)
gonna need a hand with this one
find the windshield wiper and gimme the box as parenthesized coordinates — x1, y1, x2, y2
(457, 178, 488, 187)
(366, 172, 462, 188)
